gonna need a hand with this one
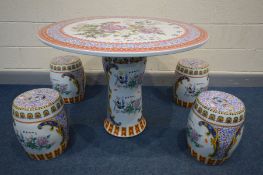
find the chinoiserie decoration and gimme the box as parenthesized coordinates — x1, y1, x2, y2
(50, 55, 85, 104)
(103, 57, 147, 137)
(173, 58, 209, 108)
(187, 90, 245, 165)
(38, 16, 209, 138)
(12, 88, 69, 160)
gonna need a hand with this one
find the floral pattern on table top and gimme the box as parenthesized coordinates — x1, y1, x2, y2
(65, 18, 185, 43)
(39, 17, 208, 55)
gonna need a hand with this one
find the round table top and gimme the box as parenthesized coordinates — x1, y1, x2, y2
(38, 16, 208, 57)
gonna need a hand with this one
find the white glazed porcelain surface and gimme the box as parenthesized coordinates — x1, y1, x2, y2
(187, 109, 243, 160)
(38, 17, 208, 57)
(63, 18, 186, 43)
(174, 73, 209, 103)
(187, 91, 245, 162)
(12, 88, 69, 157)
(103, 57, 146, 128)
(13, 109, 68, 155)
(50, 68, 85, 99)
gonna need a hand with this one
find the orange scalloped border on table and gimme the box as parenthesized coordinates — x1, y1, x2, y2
(38, 17, 208, 53)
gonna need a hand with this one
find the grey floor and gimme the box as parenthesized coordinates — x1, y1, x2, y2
(0, 85, 262, 175)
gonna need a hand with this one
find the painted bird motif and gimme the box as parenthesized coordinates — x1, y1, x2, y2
(61, 73, 80, 95)
(174, 76, 190, 98)
(113, 97, 126, 111)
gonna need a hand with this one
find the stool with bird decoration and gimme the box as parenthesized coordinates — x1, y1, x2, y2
(50, 55, 86, 104)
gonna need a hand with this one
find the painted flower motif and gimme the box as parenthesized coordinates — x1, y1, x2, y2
(187, 126, 203, 147)
(139, 27, 164, 35)
(113, 97, 142, 114)
(16, 133, 55, 150)
(100, 22, 127, 33)
(72, 20, 166, 39)
(190, 128, 201, 142)
(124, 101, 142, 114)
(115, 72, 144, 89)
(36, 136, 49, 147)
(132, 98, 141, 110)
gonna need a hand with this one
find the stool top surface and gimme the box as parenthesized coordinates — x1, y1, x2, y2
(197, 91, 245, 114)
(51, 55, 80, 65)
(178, 58, 209, 69)
(13, 88, 60, 110)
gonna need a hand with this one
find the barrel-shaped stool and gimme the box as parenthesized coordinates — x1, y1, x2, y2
(50, 55, 85, 104)
(173, 58, 209, 108)
(12, 88, 69, 160)
(187, 90, 245, 165)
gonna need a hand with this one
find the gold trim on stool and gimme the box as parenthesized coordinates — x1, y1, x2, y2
(63, 94, 84, 104)
(188, 144, 227, 165)
(104, 117, 146, 137)
(27, 141, 68, 160)
(174, 96, 194, 108)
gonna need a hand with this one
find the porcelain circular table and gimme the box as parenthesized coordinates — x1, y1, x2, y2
(38, 16, 208, 138)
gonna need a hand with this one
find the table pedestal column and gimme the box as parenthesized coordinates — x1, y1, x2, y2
(102, 57, 147, 137)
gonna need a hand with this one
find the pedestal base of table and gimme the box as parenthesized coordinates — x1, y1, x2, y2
(103, 57, 147, 138)
(104, 117, 146, 137)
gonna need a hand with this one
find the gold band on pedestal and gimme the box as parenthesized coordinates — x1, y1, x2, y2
(104, 117, 146, 137)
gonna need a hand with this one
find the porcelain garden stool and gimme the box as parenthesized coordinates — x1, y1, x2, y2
(50, 55, 86, 104)
(173, 58, 209, 108)
(187, 90, 245, 165)
(12, 88, 69, 160)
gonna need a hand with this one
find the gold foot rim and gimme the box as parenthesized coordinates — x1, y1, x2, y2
(63, 94, 85, 104)
(174, 97, 194, 108)
(104, 117, 146, 138)
(188, 144, 227, 165)
(26, 141, 68, 160)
